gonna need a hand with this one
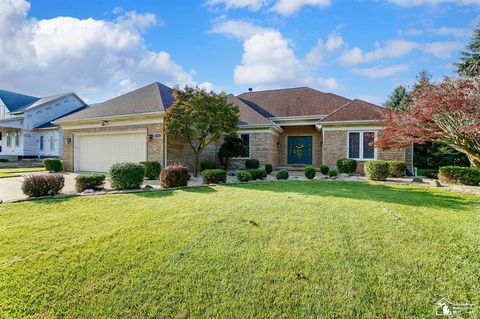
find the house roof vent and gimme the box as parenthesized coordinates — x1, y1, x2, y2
(248, 88, 253, 92)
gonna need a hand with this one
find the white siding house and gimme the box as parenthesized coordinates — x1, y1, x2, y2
(0, 90, 86, 160)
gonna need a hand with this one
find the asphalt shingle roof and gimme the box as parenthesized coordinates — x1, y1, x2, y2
(321, 99, 384, 122)
(227, 94, 270, 125)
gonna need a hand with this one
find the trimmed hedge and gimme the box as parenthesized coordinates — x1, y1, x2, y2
(439, 166, 480, 186)
(43, 158, 63, 172)
(246, 168, 267, 180)
(364, 160, 389, 181)
(140, 161, 161, 180)
(265, 163, 273, 174)
(109, 162, 145, 190)
(320, 164, 329, 175)
(336, 158, 357, 174)
(245, 159, 260, 169)
(276, 169, 289, 180)
(202, 169, 227, 184)
(75, 173, 106, 192)
(160, 164, 189, 188)
(200, 160, 219, 171)
(21, 174, 65, 197)
(304, 165, 316, 179)
(328, 169, 338, 177)
(236, 170, 252, 182)
(388, 160, 406, 177)
(0, 158, 9, 163)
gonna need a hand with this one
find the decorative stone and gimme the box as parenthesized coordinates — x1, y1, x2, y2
(339, 173, 350, 178)
(330, 176, 337, 180)
(82, 189, 95, 195)
(412, 177, 423, 183)
(431, 180, 442, 187)
(144, 185, 154, 189)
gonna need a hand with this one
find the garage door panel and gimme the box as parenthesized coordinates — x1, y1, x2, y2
(75, 132, 147, 172)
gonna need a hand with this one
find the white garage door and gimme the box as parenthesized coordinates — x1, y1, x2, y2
(75, 132, 147, 172)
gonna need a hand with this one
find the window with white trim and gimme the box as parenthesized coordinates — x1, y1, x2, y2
(6, 133, 11, 147)
(240, 134, 250, 158)
(348, 131, 376, 160)
(14, 132, 20, 147)
(40, 136, 44, 151)
(50, 134, 55, 151)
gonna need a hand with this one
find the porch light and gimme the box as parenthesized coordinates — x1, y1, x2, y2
(277, 142, 280, 148)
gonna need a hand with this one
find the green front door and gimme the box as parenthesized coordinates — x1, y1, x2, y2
(287, 136, 313, 165)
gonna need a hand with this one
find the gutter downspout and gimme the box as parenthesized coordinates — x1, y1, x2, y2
(163, 133, 168, 168)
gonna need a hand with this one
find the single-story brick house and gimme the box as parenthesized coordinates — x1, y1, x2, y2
(55, 82, 413, 173)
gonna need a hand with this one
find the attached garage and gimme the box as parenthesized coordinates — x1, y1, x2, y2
(74, 131, 147, 172)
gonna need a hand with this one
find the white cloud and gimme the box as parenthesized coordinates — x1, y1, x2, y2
(432, 27, 471, 38)
(209, 19, 272, 40)
(389, 0, 480, 6)
(305, 32, 345, 66)
(270, 0, 331, 15)
(205, 0, 268, 11)
(0, 0, 196, 101)
(422, 41, 463, 58)
(352, 64, 410, 78)
(338, 40, 418, 66)
(234, 30, 339, 90)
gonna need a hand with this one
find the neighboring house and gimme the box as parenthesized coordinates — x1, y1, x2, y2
(55, 82, 413, 173)
(0, 89, 87, 160)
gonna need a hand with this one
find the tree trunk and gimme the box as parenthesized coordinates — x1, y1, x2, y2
(467, 154, 480, 168)
(193, 155, 199, 177)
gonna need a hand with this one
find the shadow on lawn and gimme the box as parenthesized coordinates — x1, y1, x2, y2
(224, 181, 476, 211)
(133, 185, 217, 199)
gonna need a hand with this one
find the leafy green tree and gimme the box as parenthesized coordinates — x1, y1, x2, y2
(218, 135, 248, 170)
(383, 85, 411, 110)
(164, 86, 240, 177)
(412, 69, 432, 95)
(456, 24, 480, 77)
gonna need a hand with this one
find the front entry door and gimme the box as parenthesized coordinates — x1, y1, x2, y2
(287, 136, 313, 165)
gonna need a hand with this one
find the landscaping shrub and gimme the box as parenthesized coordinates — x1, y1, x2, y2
(236, 170, 252, 182)
(336, 158, 357, 174)
(43, 158, 63, 172)
(276, 169, 289, 180)
(245, 159, 260, 169)
(202, 169, 227, 184)
(417, 168, 439, 179)
(200, 160, 219, 171)
(140, 161, 161, 180)
(328, 169, 338, 177)
(304, 165, 316, 179)
(75, 174, 106, 192)
(160, 164, 189, 188)
(246, 168, 267, 180)
(265, 163, 273, 174)
(364, 160, 389, 181)
(21, 174, 64, 197)
(0, 158, 9, 163)
(438, 166, 480, 186)
(388, 160, 407, 177)
(320, 164, 329, 175)
(109, 162, 145, 190)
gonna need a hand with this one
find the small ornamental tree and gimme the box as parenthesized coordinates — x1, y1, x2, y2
(164, 86, 240, 176)
(218, 135, 248, 170)
(376, 77, 480, 168)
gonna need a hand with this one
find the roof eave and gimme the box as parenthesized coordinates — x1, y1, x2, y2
(53, 111, 165, 125)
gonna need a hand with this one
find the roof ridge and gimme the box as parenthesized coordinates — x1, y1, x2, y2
(321, 99, 356, 121)
(239, 86, 314, 95)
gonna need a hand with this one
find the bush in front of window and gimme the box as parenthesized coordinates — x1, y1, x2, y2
(236, 170, 252, 182)
(140, 161, 162, 180)
(246, 168, 267, 180)
(0, 158, 9, 163)
(304, 165, 316, 179)
(160, 164, 189, 188)
(75, 174, 106, 192)
(336, 158, 357, 174)
(109, 162, 145, 190)
(43, 158, 63, 172)
(328, 169, 338, 177)
(364, 160, 389, 181)
(200, 160, 219, 171)
(438, 166, 480, 186)
(320, 164, 329, 175)
(245, 159, 260, 169)
(388, 160, 407, 177)
(276, 169, 289, 180)
(21, 174, 65, 197)
(265, 163, 273, 174)
(202, 169, 227, 184)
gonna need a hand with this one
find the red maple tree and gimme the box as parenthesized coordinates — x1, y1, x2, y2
(376, 77, 480, 168)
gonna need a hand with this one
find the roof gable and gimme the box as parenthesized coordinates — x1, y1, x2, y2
(0, 89, 39, 112)
(227, 94, 270, 125)
(237, 87, 351, 117)
(321, 99, 384, 123)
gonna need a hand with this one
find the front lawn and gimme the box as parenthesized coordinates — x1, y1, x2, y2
(0, 167, 45, 179)
(1, 181, 479, 318)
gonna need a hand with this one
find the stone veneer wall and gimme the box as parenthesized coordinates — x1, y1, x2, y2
(277, 126, 322, 167)
(322, 129, 407, 173)
(62, 124, 163, 172)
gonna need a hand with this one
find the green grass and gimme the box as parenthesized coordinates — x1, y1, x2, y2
(0, 167, 45, 178)
(1, 181, 479, 318)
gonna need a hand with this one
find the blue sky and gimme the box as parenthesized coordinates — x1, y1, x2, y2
(1, 0, 479, 104)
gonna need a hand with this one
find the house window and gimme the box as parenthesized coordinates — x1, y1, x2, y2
(6, 133, 11, 147)
(50, 134, 55, 151)
(348, 131, 376, 160)
(40, 136, 44, 151)
(240, 134, 250, 158)
(14, 132, 20, 147)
